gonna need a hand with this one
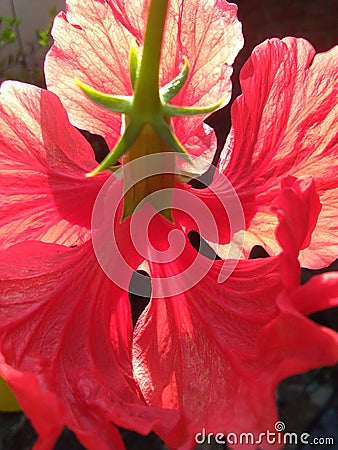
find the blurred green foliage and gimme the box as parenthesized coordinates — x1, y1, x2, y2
(0, 5, 57, 87)
(36, 6, 56, 47)
(0, 16, 21, 47)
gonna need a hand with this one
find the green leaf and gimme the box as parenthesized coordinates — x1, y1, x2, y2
(37, 29, 50, 47)
(0, 28, 16, 45)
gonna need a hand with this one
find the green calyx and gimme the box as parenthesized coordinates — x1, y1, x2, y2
(76, 0, 223, 177)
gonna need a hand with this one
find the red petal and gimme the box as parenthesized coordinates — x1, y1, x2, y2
(134, 243, 338, 447)
(287, 272, 338, 315)
(0, 81, 108, 249)
(223, 38, 338, 268)
(173, 167, 245, 245)
(258, 277, 338, 387)
(133, 249, 287, 446)
(271, 176, 321, 289)
(133, 178, 337, 446)
(0, 241, 179, 449)
(273, 177, 321, 253)
(91, 177, 147, 289)
(0, 354, 65, 450)
(45, 0, 243, 157)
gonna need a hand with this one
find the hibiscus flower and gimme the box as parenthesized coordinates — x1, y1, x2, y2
(0, 85, 336, 447)
(0, 0, 337, 449)
(45, 0, 243, 163)
(45, 0, 338, 269)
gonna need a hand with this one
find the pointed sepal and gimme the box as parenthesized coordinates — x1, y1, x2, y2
(75, 78, 132, 114)
(152, 118, 192, 163)
(160, 57, 189, 103)
(129, 41, 140, 91)
(162, 95, 227, 117)
(87, 121, 143, 177)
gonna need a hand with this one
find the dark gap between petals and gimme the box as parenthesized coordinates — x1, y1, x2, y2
(206, 99, 233, 165)
(188, 164, 215, 189)
(78, 129, 111, 163)
(308, 307, 338, 332)
(302, 257, 338, 332)
(249, 245, 270, 259)
(54, 428, 85, 450)
(119, 428, 167, 450)
(128, 270, 152, 327)
(1, 413, 37, 450)
(187, 230, 221, 261)
(277, 365, 338, 443)
(301, 257, 338, 284)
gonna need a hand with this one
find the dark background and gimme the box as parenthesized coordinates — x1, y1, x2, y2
(1, 0, 337, 449)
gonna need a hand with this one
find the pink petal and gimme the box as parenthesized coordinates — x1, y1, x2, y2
(0, 81, 108, 249)
(45, 0, 134, 149)
(222, 38, 338, 268)
(45, 0, 243, 157)
(164, 0, 243, 156)
(300, 189, 338, 267)
(175, 121, 218, 163)
(0, 241, 179, 449)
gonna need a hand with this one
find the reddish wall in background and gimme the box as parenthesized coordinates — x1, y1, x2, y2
(210, 0, 338, 140)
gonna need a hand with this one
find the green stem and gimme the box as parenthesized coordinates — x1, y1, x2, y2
(133, 0, 169, 115)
